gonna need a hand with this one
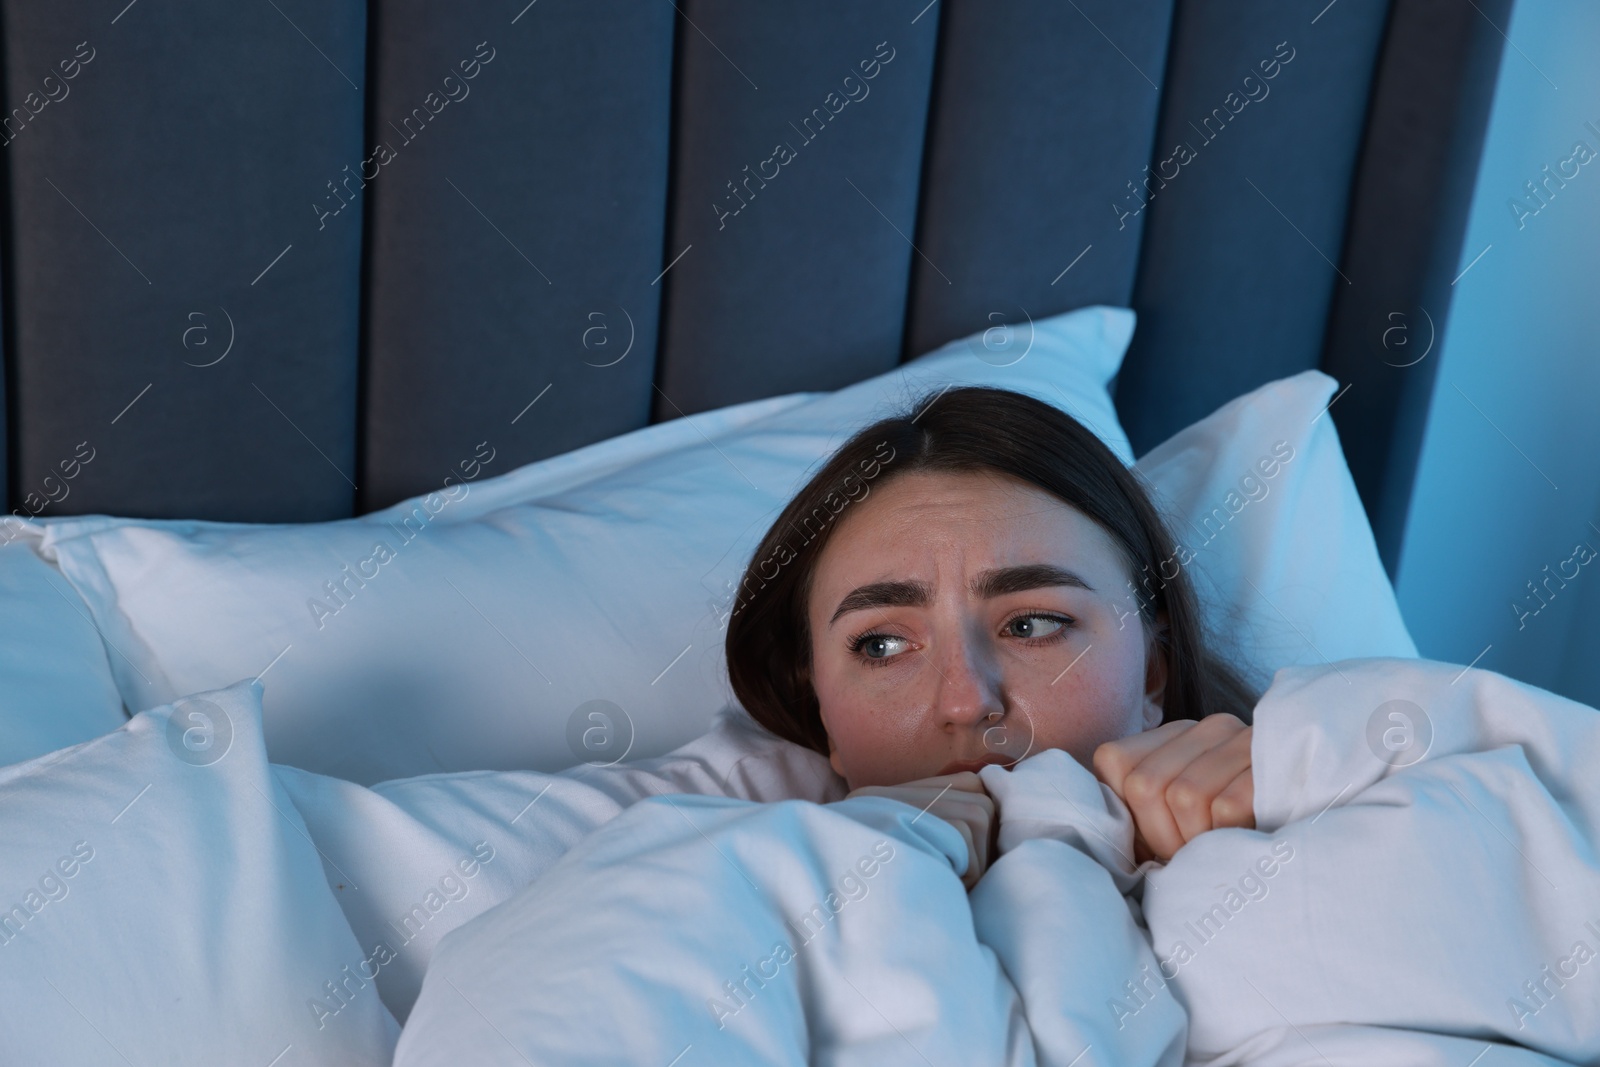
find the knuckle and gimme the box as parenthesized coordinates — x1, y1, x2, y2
(1092, 742, 1126, 777)
(1211, 793, 1247, 824)
(1121, 770, 1160, 805)
(1165, 777, 1206, 814)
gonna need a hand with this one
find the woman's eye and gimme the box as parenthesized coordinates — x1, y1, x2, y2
(1004, 614, 1070, 639)
(849, 633, 910, 663)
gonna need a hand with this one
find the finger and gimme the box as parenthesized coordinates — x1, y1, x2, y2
(927, 792, 994, 879)
(1210, 765, 1256, 831)
(958, 821, 987, 885)
(849, 776, 981, 808)
(1119, 715, 1247, 860)
(841, 784, 987, 887)
(962, 805, 993, 888)
(1112, 717, 1238, 860)
(929, 792, 995, 843)
(914, 789, 994, 832)
(981, 782, 1000, 857)
(905, 771, 988, 796)
(944, 817, 980, 890)
(1165, 724, 1253, 845)
(964, 799, 994, 873)
(862, 785, 990, 842)
(1092, 720, 1198, 798)
(845, 784, 932, 804)
(845, 778, 994, 869)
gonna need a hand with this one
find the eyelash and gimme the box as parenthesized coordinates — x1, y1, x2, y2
(845, 612, 1075, 668)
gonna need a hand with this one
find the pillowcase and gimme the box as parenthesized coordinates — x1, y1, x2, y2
(0, 528, 128, 766)
(0, 678, 399, 1065)
(274, 702, 847, 1023)
(1131, 368, 1418, 696)
(37, 305, 1136, 784)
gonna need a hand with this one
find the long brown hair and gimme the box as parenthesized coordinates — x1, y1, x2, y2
(724, 385, 1258, 756)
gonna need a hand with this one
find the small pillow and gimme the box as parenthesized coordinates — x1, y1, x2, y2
(37, 306, 1135, 784)
(1132, 369, 1418, 693)
(0, 528, 128, 766)
(0, 679, 399, 1064)
(274, 703, 848, 1023)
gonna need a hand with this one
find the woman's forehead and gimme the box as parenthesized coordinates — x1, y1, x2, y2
(813, 471, 1124, 597)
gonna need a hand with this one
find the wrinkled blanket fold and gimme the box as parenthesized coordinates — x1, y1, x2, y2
(389, 658, 1600, 1066)
(393, 785, 1187, 1065)
(1141, 657, 1600, 1066)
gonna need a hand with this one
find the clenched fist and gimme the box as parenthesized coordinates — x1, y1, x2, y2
(1092, 714, 1255, 864)
(846, 772, 997, 891)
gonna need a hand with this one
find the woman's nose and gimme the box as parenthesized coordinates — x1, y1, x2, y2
(930, 628, 1004, 727)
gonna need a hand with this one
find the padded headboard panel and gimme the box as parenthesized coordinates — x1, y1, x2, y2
(0, 0, 1508, 576)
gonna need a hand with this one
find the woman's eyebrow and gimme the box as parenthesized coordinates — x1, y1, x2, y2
(971, 563, 1095, 600)
(828, 563, 1094, 627)
(829, 579, 931, 627)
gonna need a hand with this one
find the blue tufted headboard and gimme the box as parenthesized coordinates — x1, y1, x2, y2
(0, 0, 1508, 578)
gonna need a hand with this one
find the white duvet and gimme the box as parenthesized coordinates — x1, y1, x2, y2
(382, 656, 1600, 1065)
(392, 755, 1186, 1066)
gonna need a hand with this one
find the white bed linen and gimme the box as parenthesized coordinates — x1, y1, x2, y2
(274, 703, 848, 1021)
(393, 762, 1189, 1066)
(386, 656, 1600, 1066)
(0, 532, 128, 765)
(0, 678, 400, 1066)
(1140, 657, 1600, 1066)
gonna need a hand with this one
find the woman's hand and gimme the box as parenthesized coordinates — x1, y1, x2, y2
(846, 772, 996, 891)
(1092, 714, 1255, 864)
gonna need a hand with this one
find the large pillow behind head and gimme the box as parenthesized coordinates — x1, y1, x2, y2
(0, 529, 129, 766)
(38, 306, 1134, 784)
(0, 678, 399, 1065)
(1132, 369, 1418, 696)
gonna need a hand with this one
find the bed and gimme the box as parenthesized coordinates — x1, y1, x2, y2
(9, 2, 1598, 1065)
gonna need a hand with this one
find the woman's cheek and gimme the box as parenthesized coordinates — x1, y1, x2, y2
(817, 674, 880, 757)
(1032, 661, 1138, 763)
(1089, 655, 1142, 731)
(840, 704, 924, 785)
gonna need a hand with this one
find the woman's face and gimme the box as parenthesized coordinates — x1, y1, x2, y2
(808, 468, 1166, 791)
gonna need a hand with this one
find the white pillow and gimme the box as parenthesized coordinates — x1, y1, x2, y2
(274, 702, 846, 1023)
(0, 529, 128, 765)
(37, 305, 1135, 784)
(1132, 368, 1418, 695)
(0, 678, 399, 1065)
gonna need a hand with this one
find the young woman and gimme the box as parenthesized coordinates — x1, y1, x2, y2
(724, 384, 1262, 880)
(398, 386, 1232, 1065)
